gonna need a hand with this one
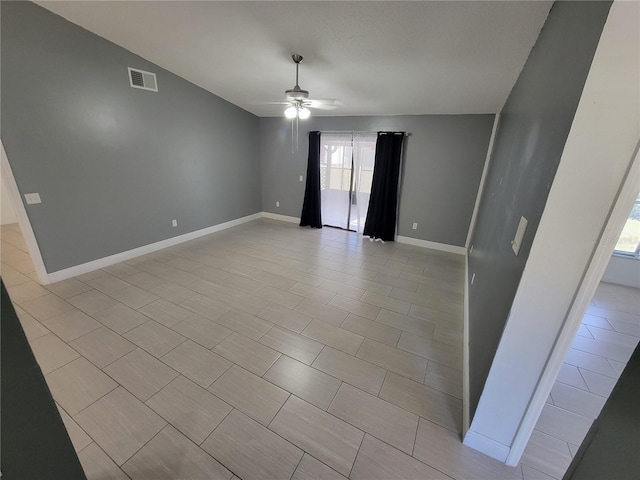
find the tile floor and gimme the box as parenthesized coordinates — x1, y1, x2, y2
(1, 220, 637, 479)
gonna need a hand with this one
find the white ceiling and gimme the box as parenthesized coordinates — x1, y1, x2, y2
(35, 1, 553, 117)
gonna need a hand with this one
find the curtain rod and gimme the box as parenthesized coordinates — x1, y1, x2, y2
(308, 131, 411, 136)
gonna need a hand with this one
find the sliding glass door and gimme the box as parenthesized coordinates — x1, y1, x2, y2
(320, 133, 376, 232)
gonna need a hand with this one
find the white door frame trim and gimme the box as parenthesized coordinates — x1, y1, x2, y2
(505, 141, 640, 465)
(0, 140, 50, 284)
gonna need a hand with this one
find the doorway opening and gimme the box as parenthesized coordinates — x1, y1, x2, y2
(319, 133, 376, 232)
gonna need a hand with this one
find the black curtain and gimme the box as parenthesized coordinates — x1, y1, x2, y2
(300, 131, 323, 228)
(363, 132, 405, 241)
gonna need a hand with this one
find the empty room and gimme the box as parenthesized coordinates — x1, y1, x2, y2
(1, 1, 638, 480)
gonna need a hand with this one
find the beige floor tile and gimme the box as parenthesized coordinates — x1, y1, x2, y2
(312, 346, 386, 395)
(361, 291, 411, 315)
(40, 308, 102, 342)
(408, 303, 461, 331)
(21, 293, 76, 321)
(46, 357, 117, 415)
(397, 331, 462, 370)
(424, 361, 463, 398)
(521, 430, 572, 479)
(209, 365, 289, 426)
(535, 404, 591, 446)
(348, 277, 392, 296)
(270, 396, 363, 476)
(256, 302, 313, 333)
(30, 333, 80, 374)
(379, 372, 462, 434)
(260, 326, 324, 365)
(563, 348, 618, 377)
(289, 282, 336, 304)
(202, 410, 303, 480)
(104, 348, 178, 401)
(7, 280, 50, 304)
(580, 368, 617, 397)
(149, 281, 198, 304)
(555, 363, 589, 391)
(123, 320, 185, 357)
(180, 293, 229, 321)
(255, 285, 304, 309)
(102, 262, 141, 279)
(264, 355, 341, 410)
(317, 279, 365, 301)
(328, 295, 380, 320)
(108, 285, 158, 309)
(295, 298, 349, 326)
(550, 382, 606, 420)
(414, 418, 523, 480)
(521, 464, 557, 480)
(302, 320, 364, 355)
(92, 303, 148, 334)
(0, 263, 30, 287)
(15, 307, 50, 341)
(84, 272, 131, 294)
(161, 340, 232, 388)
(78, 443, 129, 480)
(213, 332, 281, 376)
(146, 376, 232, 445)
(119, 272, 168, 291)
(292, 453, 347, 480)
(57, 405, 93, 452)
(376, 309, 436, 338)
(138, 298, 192, 327)
(341, 313, 401, 347)
(69, 326, 137, 368)
(213, 308, 273, 340)
(171, 314, 233, 349)
(75, 387, 166, 466)
(571, 335, 635, 363)
(357, 338, 428, 382)
(123, 425, 232, 479)
(328, 383, 418, 454)
(350, 434, 448, 480)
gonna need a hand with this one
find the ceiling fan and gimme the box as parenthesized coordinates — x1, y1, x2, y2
(277, 54, 341, 119)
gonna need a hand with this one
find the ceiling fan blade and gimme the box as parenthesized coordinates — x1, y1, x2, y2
(303, 99, 343, 110)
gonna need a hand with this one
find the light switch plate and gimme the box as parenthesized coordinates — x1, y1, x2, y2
(24, 193, 41, 204)
(512, 216, 528, 255)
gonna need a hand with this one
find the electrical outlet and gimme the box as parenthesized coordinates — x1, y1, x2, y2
(24, 193, 42, 204)
(276, 201, 280, 208)
(299, 175, 304, 182)
(172, 219, 177, 227)
(412, 222, 418, 230)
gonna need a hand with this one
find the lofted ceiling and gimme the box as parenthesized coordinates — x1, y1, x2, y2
(35, 1, 553, 117)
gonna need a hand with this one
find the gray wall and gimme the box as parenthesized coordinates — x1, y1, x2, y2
(467, 1, 611, 417)
(1, 2, 261, 272)
(260, 115, 493, 246)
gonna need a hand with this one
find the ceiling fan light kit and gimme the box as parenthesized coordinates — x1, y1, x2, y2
(280, 53, 340, 150)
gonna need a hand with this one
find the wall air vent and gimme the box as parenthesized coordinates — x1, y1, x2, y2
(128, 67, 158, 92)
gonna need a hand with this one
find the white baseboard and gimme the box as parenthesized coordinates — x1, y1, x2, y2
(396, 235, 466, 255)
(46, 213, 262, 284)
(463, 430, 510, 463)
(261, 212, 300, 224)
(463, 254, 470, 436)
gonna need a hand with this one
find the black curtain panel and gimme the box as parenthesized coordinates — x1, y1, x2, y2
(363, 132, 405, 241)
(300, 131, 323, 228)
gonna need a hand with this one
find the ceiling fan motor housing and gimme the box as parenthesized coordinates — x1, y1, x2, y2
(285, 86, 309, 101)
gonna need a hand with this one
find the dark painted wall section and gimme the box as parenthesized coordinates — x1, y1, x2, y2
(563, 342, 640, 480)
(1, 2, 261, 272)
(467, 1, 611, 417)
(260, 115, 493, 246)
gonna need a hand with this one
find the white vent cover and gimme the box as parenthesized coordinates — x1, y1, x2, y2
(128, 67, 158, 92)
